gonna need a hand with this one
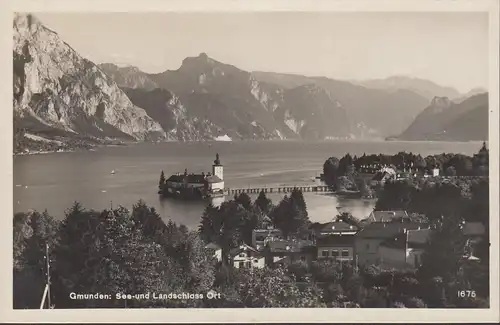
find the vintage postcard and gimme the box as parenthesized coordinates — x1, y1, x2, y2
(1, 0, 499, 323)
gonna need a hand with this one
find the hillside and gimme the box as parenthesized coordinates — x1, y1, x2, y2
(355, 76, 461, 101)
(105, 53, 354, 140)
(121, 87, 223, 141)
(13, 13, 166, 153)
(398, 93, 488, 141)
(252, 72, 430, 138)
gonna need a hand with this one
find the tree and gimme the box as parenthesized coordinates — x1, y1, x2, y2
(323, 157, 340, 187)
(375, 179, 414, 211)
(336, 212, 362, 230)
(51, 204, 184, 308)
(236, 267, 326, 307)
(198, 203, 221, 244)
(356, 178, 373, 198)
(290, 188, 308, 218)
(338, 154, 354, 177)
(13, 210, 60, 309)
(159, 170, 166, 190)
(445, 166, 457, 176)
(255, 190, 272, 215)
(271, 195, 310, 239)
(234, 192, 252, 210)
(414, 155, 427, 171)
(418, 216, 468, 307)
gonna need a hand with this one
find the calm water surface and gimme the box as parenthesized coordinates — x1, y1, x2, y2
(13, 140, 482, 229)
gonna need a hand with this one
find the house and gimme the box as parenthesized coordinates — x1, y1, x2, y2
(362, 210, 409, 224)
(354, 221, 428, 267)
(252, 228, 282, 251)
(377, 228, 431, 270)
(462, 221, 487, 260)
(315, 221, 359, 262)
(371, 167, 397, 184)
(463, 221, 486, 242)
(205, 242, 222, 263)
(264, 238, 316, 267)
(162, 153, 225, 197)
(229, 244, 265, 269)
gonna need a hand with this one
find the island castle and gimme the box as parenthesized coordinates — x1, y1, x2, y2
(159, 153, 225, 199)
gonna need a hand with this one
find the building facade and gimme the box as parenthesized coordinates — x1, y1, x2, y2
(377, 228, 431, 270)
(354, 221, 428, 267)
(162, 153, 225, 198)
(229, 244, 266, 269)
(314, 221, 359, 262)
(264, 239, 316, 267)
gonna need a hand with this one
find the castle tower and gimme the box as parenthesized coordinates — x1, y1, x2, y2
(212, 153, 223, 180)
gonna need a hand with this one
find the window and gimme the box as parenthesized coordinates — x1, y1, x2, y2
(342, 250, 350, 257)
(239, 261, 244, 268)
(331, 250, 339, 257)
(254, 259, 259, 263)
(239, 253, 246, 257)
(246, 261, 251, 268)
(321, 250, 329, 257)
(300, 255, 306, 262)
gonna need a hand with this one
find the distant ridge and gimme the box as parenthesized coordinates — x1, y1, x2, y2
(397, 93, 488, 141)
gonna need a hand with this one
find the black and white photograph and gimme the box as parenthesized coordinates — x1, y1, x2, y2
(3, 0, 499, 323)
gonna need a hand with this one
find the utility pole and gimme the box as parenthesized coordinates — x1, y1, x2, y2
(42, 242, 52, 309)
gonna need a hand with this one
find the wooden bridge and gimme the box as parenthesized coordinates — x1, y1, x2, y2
(226, 185, 330, 195)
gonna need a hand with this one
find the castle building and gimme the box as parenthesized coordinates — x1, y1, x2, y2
(163, 153, 225, 198)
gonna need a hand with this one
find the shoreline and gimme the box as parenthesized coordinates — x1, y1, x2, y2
(13, 138, 486, 157)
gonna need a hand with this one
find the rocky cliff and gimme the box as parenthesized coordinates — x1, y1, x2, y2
(13, 13, 165, 152)
(252, 72, 431, 138)
(121, 87, 223, 141)
(104, 53, 355, 140)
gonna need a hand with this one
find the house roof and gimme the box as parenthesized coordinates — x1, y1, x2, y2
(266, 239, 314, 253)
(380, 228, 431, 249)
(407, 228, 431, 245)
(463, 222, 486, 237)
(316, 234, 355, 246)
(316, 221, 359, 234)
(367, 210, 409, 223)
(166, 173, 222, 184)
(229, 244, 259, 256)
(205, 175, 223, 183)
(205, 243, 221, 250)
(356, 222, 427, 239)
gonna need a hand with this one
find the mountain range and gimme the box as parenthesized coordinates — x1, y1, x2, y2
(12, 13, 489, 153)
(397, 93, 488, 141)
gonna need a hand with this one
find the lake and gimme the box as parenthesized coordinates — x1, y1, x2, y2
(13, 140, 483, 229)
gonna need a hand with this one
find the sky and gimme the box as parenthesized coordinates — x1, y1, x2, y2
(34, 12, 489, 94)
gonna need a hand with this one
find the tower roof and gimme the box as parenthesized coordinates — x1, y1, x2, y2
(214, 153, 221, 165)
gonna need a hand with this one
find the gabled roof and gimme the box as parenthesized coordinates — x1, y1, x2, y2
(166, 173, 222, 184)
(463, 222, 486, 237)
(407, 228, 431, 246)
(367, 210, 409, 223)
(316, 221, 359, 234)
(266, 239, 314, 253)
(356, 222, 427, 239)
(229, 244, 259, 256)
(380, 228, 431, 249)
(205, 175, 223, 183)
(205, 242, 221, 250)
